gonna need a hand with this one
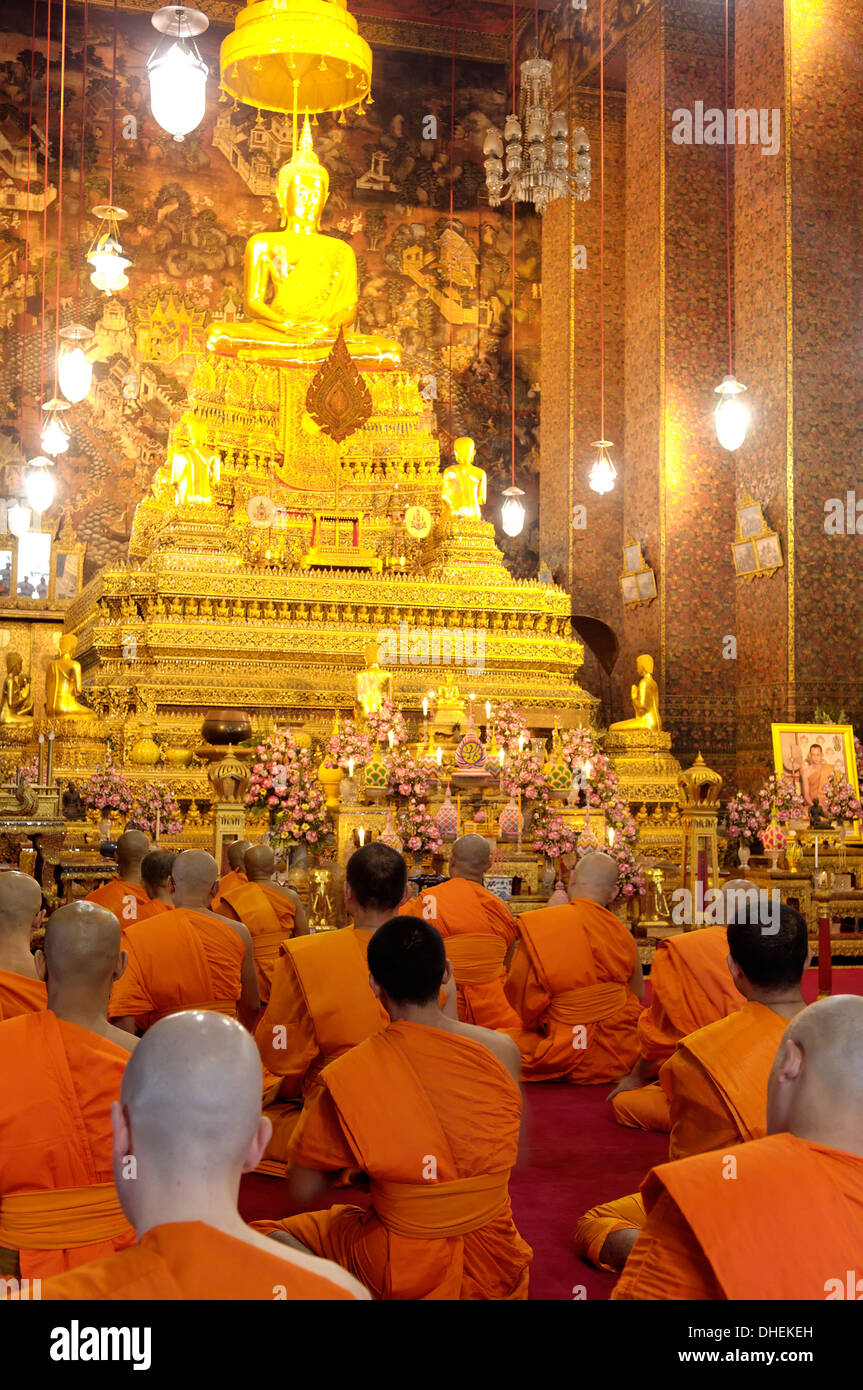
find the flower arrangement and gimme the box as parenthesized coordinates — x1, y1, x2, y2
(722, 790, 765, 844)
(608, 840, 647, 899)
(501, 742, 547, 802)
(386, 745, 432, 801)
(855, 736, 863, 786)
(82, 766, 135, 817)
(489, 700, 529, 753)
(128, 784, 183, 839)
(820, 775, 862, 825)
(325, 718, 372, 772)
(757, 772, 806, 824)
(531, 807, 578, 860)
(247, 728, 332, 846)
(365, 699, 408, 747)
(398, 798, 444, 857)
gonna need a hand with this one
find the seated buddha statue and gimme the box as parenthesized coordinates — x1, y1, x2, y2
(356, 642, 393, 718)
(432, 676, 467, 736)
(0, 652, 34, 725)
(169, 413, 221, 505)
(441, 437, 487, 521)
(609, 653, 662, 732)
(45, 635, 90, 719)
(206, 117, 400, 370)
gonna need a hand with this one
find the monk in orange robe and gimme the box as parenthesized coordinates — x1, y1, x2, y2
(86, 830, 163, 926)
(401, 834, 520, 1028)
(257, 916, 532, 1300)
(39, 1012, 367, 1300)
(211, 838, 251, 915)
(109, 850, 259, 1035)
(606, 880, 753, 1132)
(397, 828, 516, 1028)
(504, 852, 642, 1083)
(217, 845, 308, 1002)
(255, 842, 406, 1175)
(0, 870, 46, 1019)
(613, 995, 863, 1299)
(0, 902, 136, 1280)
(574, 902, 810, 1272)
(140, 849, 176, 910)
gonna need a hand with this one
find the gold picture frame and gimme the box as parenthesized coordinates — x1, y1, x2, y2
(732, 492, 784, 581)
(50, 544, 85, 602)
(620, 533, 657, 608)
(771, 723, 861, 837)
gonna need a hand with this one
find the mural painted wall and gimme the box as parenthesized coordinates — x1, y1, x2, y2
(0, 2, 541, 582)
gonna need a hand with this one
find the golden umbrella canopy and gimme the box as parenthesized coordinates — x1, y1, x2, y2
(220, 0, 372, 115)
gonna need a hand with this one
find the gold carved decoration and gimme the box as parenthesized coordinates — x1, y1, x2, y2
(305, 328, 374, 443)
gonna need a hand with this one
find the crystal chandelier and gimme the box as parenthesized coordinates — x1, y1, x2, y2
(483, 53, 590, 214)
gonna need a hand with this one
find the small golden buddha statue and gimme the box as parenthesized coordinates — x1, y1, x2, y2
(45, 635, 90, 718)
(169, 413, 221, 505)
(432, 676, 467, 735)
(441, 437, 487, 521)
(0, 652, 34, 725)
(609, 653, 662, 732)
(356, 641, 393, 718)
(206, 117, 400, 370)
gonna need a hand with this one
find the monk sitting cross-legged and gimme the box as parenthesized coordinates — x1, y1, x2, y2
(504, 851, 643, 1084)
(86, 830, 163, 926)
(211, 838, 251, 915)
(39, 1012, 368, 1301)
(0, 870, 46, 1019)
(217, 845, 309, 1003)
(140, 849, 176, 911)
(109, 850, 259, 1036)
(574, 902, 809, 1273)
(613, 994, 863, 1300)
(255, 843, 405, 1175)
(606, 879, 752, 1134)
(255, 916, 533, 1300)
(0, 902, 137, 1281)
(401, 834, 520, 1028)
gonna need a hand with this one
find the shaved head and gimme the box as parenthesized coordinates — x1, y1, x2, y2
(768, 995, 863, 1152)
(116, 1012, 266, 1218)
(449, 834, 491, 881)
(227, 839, 252, 872)
(0, 870, 42, 936)
(569, 851, 619, 906)
(40, 901, 123, 991)
(244, 844, 275, 880)
(720, 878, 760, 923)
(117, 830, 150, 874)
(171, 850, 219, 907)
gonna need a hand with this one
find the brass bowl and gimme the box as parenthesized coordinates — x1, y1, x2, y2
(201, 708, 252, 746)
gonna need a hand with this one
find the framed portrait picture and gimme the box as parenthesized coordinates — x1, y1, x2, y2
(51, 548, 83, 602)
(771, 723, 861, 836)
(636, 569, 657, 600)
(754, 533, 783, 571)
(623, 543, 643, 573)
(620, 574, 639, 603)
(733, 540, 757, 575)
(738, 502, 764, 539)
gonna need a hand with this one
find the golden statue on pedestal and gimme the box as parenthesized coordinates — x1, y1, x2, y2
(441, 436, 487, 521)
(432, 675, 467, 735)
(206, 116, 400, 370)
(45, 635, 90, 718)
(0, 653, 34, 724)
(167, 413, 221, 505)
(356, 642, 393, 718)
(610, 653, 662, 732)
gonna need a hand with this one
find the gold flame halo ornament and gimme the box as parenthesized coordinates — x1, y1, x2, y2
(220, 0, 372, 115)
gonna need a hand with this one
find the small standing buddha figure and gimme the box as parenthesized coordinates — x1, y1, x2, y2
(0, 652, 34, 725)
(206, 116, 400, 370)
(168, 413, 221, 505)
(45, 635, 90, 718)
(356, 641, 393, 718)
(441, 437, 487, 521)
(609, 653, 662, 732)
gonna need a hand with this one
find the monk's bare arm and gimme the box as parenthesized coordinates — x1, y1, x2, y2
(608, 1053, 657, 1100)
(233, 922, 261, 1030)
(290, 892, 310, 938)
(287, 1161, 329, 1206)
(112, 1014, 139, 1036)
(503, 938, 518, 972)
(628, 954, 645, 1003)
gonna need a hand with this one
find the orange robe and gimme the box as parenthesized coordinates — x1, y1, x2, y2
(108, 907, 246, 1032)
(402, 878, 520, 1028)
(0, 967, 46, 1020)
(613, 925, 744, 1132)
(39, 1220, 360, 1300)
(574, 999, 789, 1268)
(85, 879, 164, 925)
(212, 867, 247, 916)
(255, 927, 387, 1175)
(255, 1020, 532, 1300)
(504, 899, 641, 1082)
(0, 1010, 135, 1279)
(218, 879, 296, 1002)
(613, 1134, 863, 1300)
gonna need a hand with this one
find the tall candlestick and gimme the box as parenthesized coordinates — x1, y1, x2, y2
(358, 826, 365, 847)
(457, 794, 461, 831)
(517, 791, 522, 854)
(155, 809, 161, 843)
(348, 756, 354, 779)
(37, 733, 45, 785)
(436, 745, 443, 767)
(518, 733, 525, 753)
(46, 730, 55, 784)
(485, 700, 491, 722)
(387, 730, 395, 751)
(422, 696, 429, 719)
(814, 836, 819, 869)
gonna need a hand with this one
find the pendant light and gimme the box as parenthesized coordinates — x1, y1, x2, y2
(587, 0, 617, 495)
(147, 6, 209, 142)
(713, 0, 749, 451)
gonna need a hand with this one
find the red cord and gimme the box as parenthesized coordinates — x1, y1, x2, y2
(511, 0, 516, 487)
(76, 0, 88, 314)
(599, 0, 605, 439)
(449, 28, 455, 452)
(109, 0, 118, 205)
(19, 1, 37, 445)
(724, 0, 733, 375)
(53, 0, 67, 397)
(39, 0, 53, 412)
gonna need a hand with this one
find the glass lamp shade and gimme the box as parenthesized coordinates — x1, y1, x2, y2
(714, 375, 749, 452)
(501, 485, 526, 538)
(40, 402, 71, 457)
(588, 440, 617, 496)
(148, 41, 208, 141)
(58, 346, 92, 404)
(88, 243, 131, 295)
(26, 458, 55, 514)
(8, 502, 31, 538)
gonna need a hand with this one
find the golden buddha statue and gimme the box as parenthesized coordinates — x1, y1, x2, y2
(432, 675, 467, 735)
(206, 117, 400, 369)
(0, 652, 34, 725)
(168, 413, 221, 505)
(441, 437, 487, 521)
(356, 641, 393, 718)
(45, 635, 90, 718)
(609, 653, 662, 732)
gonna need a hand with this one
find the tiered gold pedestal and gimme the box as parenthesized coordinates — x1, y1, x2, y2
(604, 728, 683, 863)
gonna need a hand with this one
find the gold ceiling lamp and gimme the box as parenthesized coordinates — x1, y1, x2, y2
(220, 0, 372, 118)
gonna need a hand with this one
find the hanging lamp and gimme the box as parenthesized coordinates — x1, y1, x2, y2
(713, 0, 749, 451)
(147, 5, 209, 141)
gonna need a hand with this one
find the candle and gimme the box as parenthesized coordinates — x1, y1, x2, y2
(348, 756, 354, 779)
(422, 696, 429, 719)
(584, 759, 592, 780)
(387, 730, 395, 751)
(37, 733, 45, 784)
(436, 745, 443, 767)
(814, 836, 819, 869)
(607, 825, 615, 847)
(46, 730, 55, 784)
(155, 809, 161, 843)
(498, 748, 505, 766)
(518, 733, 525, 753)
(457, 794, 462, 830)
(485, 700, 491, 722)
(358, 826, 365, 847)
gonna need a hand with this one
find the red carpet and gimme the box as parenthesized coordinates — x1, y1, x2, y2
(240, 965, 863, 1300)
